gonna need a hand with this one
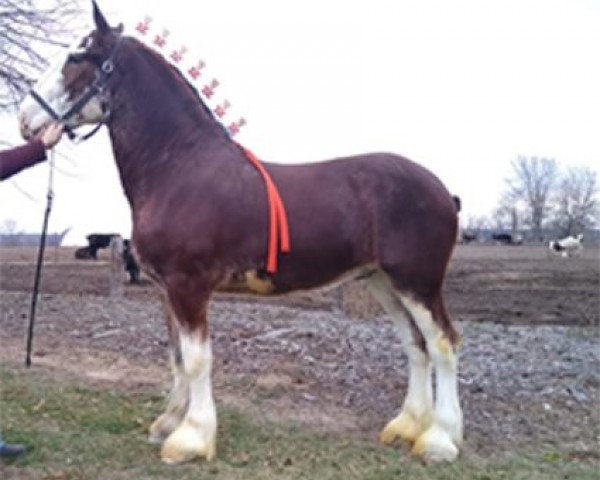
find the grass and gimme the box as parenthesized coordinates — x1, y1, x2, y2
(1, 363, 597, 480)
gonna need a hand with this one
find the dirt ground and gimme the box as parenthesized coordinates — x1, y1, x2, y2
(0, 244, 599, 461)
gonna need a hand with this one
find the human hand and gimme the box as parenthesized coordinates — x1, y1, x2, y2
(39, 122, 64, 149)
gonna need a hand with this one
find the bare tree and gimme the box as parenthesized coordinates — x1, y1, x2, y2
(492, 197, 521, 233)
(551, 166, 598, 236)
(1, 218, 19, 234)
(505, 156, 558, 240)
(0, 0, 82, 112)
(464, 214, 488, 236)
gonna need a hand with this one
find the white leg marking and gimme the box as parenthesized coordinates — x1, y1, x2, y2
(400, 295, 463, 463)
(367, 272, 433, 444)
(148, 350, 189, 444)
(161, 332, 217, 463)
(403, 345, 434, 424)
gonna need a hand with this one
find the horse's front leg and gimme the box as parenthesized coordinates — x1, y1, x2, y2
(149, 301, 189, 443)
(161, 329, 216, 463)
(160, 289, 217, 464)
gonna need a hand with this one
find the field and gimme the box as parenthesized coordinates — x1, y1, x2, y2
(1, 244, 599, 479)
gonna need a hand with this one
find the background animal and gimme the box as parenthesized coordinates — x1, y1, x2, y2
(549, 234, 583, 257)
(491, 232, 523, 245)
(122, 239, 140, 284)
(461, 232, 477, 244)
(74, 233, 120, 260)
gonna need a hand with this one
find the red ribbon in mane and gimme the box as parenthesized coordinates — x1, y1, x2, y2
(240, 146, 290, 274)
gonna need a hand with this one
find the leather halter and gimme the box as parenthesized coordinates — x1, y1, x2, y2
(29, 35, 122, 143)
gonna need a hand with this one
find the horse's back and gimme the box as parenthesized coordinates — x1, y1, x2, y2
(270, 152, 454, 213)
(269, 151, 457, 244)
(265, 152, 458, 294)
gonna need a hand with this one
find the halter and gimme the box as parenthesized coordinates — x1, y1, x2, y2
(29, 35, 122, 143)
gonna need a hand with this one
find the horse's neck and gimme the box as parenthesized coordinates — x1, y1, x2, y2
(107, 46, 229, 206)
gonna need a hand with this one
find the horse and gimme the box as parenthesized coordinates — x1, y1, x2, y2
(491, 232, 523, 245)
(122, 239, 141, 284)
(19, 1, 463, 465)
(549, 233, 584, 258)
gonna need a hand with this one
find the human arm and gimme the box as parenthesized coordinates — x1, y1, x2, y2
(0, 140, 47, 181)
(0, 123, 63, 181)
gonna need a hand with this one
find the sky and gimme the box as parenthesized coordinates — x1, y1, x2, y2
(1, 0, 599, 245)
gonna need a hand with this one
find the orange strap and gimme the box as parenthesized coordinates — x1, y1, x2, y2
(241, 146, 290, 274)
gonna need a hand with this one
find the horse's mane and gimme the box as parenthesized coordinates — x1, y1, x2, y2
(127, 36, 230, 139)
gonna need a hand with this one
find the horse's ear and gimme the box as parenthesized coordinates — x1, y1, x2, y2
(92, 0, 110, 33)
(116, 22, 124, 34)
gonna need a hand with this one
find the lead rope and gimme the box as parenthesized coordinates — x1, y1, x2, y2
(25, 149, 55, 367)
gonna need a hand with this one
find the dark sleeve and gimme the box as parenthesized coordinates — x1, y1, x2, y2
(0, 140, 47, 181)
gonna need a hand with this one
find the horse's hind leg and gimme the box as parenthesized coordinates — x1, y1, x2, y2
(366, 271, 434, 446)
(399, 293, 463, 462)
(149, 302, 189, 444)
(159, 285, 217, 464)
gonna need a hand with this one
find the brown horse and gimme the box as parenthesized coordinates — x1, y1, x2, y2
(19, 2, 463, 465)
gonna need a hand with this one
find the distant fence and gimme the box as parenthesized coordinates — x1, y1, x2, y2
(460, 228, 600, 246)
(0, 230, 69, 247)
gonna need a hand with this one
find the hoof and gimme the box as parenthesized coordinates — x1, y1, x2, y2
(160, 420, 216, 464)
(148, 413, 182, 445)
(380, 409, 432, 445)
(411, 424, 459, 463)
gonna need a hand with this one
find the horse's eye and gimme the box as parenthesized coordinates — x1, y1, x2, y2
(67, 50, 103, 66)
(68, 53, 87, 64)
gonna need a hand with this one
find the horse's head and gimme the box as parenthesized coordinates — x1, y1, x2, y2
(19, 1, 123, 140)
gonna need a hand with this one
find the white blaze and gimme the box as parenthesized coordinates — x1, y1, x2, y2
(19, 61, 68, 136)
(18, 46, 105, 138)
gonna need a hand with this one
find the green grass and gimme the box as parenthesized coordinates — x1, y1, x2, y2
(1, 363, 597, 480)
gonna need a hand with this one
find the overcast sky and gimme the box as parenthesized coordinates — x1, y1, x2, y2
(1, 0, 599, 245)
